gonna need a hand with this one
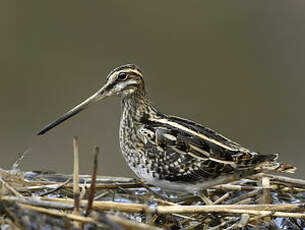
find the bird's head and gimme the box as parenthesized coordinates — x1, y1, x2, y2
(38, 64, 144, 135)
(103, 64, 144, 97)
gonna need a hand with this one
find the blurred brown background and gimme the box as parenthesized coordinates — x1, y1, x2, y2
(1, 1, 305, 178)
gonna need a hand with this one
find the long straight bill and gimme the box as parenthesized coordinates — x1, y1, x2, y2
(37, 91, 105, 135)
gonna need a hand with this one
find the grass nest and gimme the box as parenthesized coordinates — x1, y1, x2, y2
(1, 138, 305, 230)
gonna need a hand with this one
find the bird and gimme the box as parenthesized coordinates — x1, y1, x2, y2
(38, 64, 295, 193)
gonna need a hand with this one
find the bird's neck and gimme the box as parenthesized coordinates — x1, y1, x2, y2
(121, 89, 158, 122)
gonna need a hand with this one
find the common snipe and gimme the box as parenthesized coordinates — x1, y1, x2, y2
(38, 64, 295, 193)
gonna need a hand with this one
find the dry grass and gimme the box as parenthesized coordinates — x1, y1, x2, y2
(0, 138, 305, 229)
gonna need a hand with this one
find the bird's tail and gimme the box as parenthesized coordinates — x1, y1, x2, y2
(255, 153, 296, 173)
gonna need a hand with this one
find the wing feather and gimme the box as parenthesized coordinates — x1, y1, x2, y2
(137, 114, 284, 183)
(140, 115, 259, 167)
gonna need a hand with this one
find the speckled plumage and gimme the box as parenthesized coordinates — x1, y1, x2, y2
(38, 64, 296, 193)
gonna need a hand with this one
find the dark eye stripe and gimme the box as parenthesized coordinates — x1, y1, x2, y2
(130, 70, 142, 77)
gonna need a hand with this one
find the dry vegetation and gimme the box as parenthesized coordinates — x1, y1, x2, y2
(1, 138, 305, 229)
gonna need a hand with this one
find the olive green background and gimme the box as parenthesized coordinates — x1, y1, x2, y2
(1, 1, 305, 179)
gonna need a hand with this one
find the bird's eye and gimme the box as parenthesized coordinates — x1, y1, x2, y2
(118, 72, 127, 80)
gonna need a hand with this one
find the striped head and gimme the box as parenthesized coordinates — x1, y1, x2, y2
(104, 64, 144, 97)
(37, 64, 144, 135)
